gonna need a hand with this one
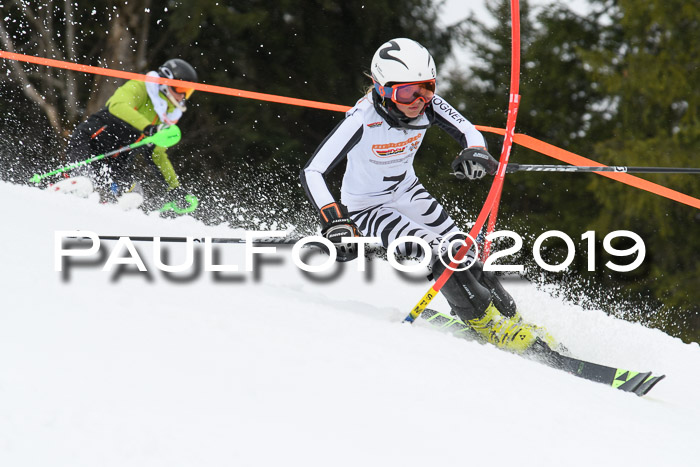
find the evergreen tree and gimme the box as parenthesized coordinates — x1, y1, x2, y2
(439, 0, 612, 227)
(582, 0, 700, 341)
(439, 0, 699, 342)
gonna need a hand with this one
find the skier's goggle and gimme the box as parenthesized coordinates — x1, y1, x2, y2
(374, 79, 436, 106)
(159, 66, 196, 99)
(171, 86, 195, 99)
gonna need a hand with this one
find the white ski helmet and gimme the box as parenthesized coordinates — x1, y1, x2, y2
(370, 38, 437, 86)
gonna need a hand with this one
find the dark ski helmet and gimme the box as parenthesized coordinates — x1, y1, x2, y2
(157, 58, 198, 111)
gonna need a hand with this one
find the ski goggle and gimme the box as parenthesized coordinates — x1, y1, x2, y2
(158, 66, 195, 99)
(374, 79, 436, 106)
(171, 86, 195, 99)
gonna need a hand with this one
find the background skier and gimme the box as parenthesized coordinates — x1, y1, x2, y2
(301, 38, 556, 353)
(63, 58, 198, 211)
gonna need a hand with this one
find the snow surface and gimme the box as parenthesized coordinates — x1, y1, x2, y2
(1, 181, 698, 467)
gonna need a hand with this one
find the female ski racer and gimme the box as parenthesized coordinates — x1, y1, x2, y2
(301, 38, 555, 353)
(64, 58, 197, 210)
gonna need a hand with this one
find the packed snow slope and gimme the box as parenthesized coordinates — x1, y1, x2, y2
(1, 180, 698, 467)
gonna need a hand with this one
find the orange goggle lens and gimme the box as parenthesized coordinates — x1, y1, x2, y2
(173, 86, 195, 99)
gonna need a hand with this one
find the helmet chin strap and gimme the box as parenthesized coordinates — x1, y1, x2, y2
(160, 85, 187, 112)
(372, 90, 432, 130)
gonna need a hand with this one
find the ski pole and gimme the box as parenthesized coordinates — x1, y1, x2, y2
(29, 124, 182, 184)
(89, 234, 387, 256)
(505, 164, 700, 174)
(93, 235, 305, 245)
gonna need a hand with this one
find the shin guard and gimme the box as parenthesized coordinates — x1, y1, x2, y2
(470, 261, 517, 318)
(431, 256, 492, 322)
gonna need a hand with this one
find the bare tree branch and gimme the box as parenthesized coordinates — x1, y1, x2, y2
(135, 0, 153, 72)
(46, 0, 58, 57)
(63, 0, 79, 124)
(2, 0, 153, 138)
(86, 3, 145, 115)
(0, 14, 62, 134)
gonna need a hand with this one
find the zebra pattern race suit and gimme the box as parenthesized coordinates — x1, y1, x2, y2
(301, 91, 487, 259)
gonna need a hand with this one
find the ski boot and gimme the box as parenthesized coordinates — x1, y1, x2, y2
(49, 176, 94, 198)
(466, 303, 538, 353)
(510, 311, 565, 353)
(116, 181, 144, 211)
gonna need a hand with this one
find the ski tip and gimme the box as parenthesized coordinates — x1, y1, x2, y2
(634, 374, 666, 397)
(30, 174, 41, 184)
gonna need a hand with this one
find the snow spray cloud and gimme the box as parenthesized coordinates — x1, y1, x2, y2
(54, 230, 647, 281)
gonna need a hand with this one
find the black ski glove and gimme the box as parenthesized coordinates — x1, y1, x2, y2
(452, 147, 499, 180)
(320, 202, 360, 262)
(143, 123, 167, 137)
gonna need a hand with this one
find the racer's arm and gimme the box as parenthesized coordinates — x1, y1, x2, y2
(427, 95, 487, 150)
(428, 95, 500, 180)
(300, 114, 364, 211)
(105, 80, 153, 131)
(301, 114, 363, 260)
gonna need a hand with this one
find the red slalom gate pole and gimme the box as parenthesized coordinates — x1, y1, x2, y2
(403, 0, 522, 323)
(482, 0, 522, 261)
(403, 179, 501, 323)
